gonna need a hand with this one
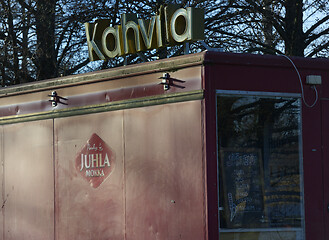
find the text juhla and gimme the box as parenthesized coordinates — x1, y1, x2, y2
(80, 153, 110, 171)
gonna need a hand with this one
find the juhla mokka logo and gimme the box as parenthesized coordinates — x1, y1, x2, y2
(75, 133, 115, 188)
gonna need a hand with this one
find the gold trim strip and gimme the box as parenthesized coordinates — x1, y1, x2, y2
(0, 90, 204, 125)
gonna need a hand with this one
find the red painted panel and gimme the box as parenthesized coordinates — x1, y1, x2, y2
(204, 51, 329, 72)
(203, 64, 219, 240)
(210, 63, 301, 93)
(3, 120, 54, 240)
(321, 100, 329, 240)
(54, 112, 124, 240)
(124, 101, 205, 240)
(204, 52, 329, 97)
(205, 52, 329, 240)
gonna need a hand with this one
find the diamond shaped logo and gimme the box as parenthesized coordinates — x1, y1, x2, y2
(75, 133, 115, 188)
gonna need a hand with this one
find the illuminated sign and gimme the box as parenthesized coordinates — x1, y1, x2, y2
(75, 133, 115, 188)
(84, 5, 204, 61)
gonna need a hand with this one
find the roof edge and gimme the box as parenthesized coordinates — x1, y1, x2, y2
(0, 51, 206, 97)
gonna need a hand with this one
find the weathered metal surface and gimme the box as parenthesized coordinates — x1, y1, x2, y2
(0, 90, 204, 125)
(3, 120, 54, 240)
(53, 100, 205, 240)
(54, 111, 124, 240)
(0, 53, 204, 98)
(0, 66, 202, 124)
(124, 100, 205, 239)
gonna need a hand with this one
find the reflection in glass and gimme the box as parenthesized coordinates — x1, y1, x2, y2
(217, 95, 303, 240)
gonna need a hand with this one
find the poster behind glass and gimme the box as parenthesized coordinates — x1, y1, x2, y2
(218, 95, 303, 235)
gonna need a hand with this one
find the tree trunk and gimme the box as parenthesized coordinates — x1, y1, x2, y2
(262, 0, 274, 47)
(21, 1, 30, 83)
(1, 0, 20, 84)
(35, 0, 57, 80)
(284, 0, 304, 56)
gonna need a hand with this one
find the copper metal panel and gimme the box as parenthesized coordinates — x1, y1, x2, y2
(3, 120, 54, 240)
(0, 66, 202, 118)
(124, 100, 205, 240)
(0, 52, 205, 98)
(54, 111, 124, 240)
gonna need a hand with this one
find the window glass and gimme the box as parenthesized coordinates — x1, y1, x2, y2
(217, 95, 304, 240)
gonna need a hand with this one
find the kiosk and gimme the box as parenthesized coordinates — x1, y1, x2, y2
(0, 51, 327, 240)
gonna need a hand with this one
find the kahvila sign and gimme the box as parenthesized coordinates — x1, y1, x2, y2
(85, 5, 204, 61)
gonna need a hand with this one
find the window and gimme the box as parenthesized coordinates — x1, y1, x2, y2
(217, 93, 304, 240)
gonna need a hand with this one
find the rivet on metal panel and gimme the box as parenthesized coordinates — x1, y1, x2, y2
(159, 73, 170, 91)
(159, 73, 186, 91)
(48, 91, 68, 107)
(49, 91, 57, 107)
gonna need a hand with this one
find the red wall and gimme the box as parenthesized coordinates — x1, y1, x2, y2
(204, 51, 329, 240)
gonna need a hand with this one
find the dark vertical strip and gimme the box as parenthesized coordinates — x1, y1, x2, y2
(201, 99, 208, 240)
(203, 64, 219, 240)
